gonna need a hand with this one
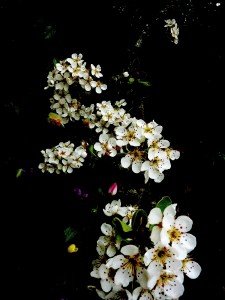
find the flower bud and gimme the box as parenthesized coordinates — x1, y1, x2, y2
(67, 244, 78, 253)
(108, 182, 118, 195)
(123, 71, 129, 77)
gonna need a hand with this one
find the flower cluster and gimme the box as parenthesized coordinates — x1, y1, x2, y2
(45, 52, 107, 95)
(164, 19, 179, 44)
(38, 140, 88, 174)
(90, 196, 201, 300)
(38, 52, 180, 183)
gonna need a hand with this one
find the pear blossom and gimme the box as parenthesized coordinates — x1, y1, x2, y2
(90, 80, 107, 93)
(98, 264, 116, 292)
(94, 133, 117, 157)
(103, 199, 127, 217)
(98, 223, 121, 257)
(147, 264, 184, 299)
(136, 119, 163, 143)
(91, 64, 103, 78)
(121, 151, 143, 174)
(106, 245, 145, 287)
(161, 214, 197, 259)
(144, 242, 182, 272)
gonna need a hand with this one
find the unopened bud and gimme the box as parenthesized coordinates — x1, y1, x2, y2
(108, 182, 118, 195)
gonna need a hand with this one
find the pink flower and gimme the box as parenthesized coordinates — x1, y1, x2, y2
(108, 182, 118, 195)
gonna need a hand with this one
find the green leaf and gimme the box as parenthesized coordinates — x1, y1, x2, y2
(64, 227, 77, 243)
(156, 196, 172, 212)
(137, 79, 152, 86)
(132, 209, 148, 231)
(16, 168, 23, 178)
(112, 217, 133, 233)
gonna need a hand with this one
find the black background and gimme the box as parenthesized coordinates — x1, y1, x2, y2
(1, 1, 225, 299)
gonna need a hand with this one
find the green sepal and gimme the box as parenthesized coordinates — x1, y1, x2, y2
(156, 196, 172, 212)
(116, 234, 132, 244)
(131, 209, 148, 231)
(112, 217, 133, 233)
(149, 224, 155, 232)
(53, 57, 58, 66)
(89, 145, 98, 157)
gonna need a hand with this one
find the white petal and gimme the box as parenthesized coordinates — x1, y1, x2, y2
(144, 249, 155, 266)
(90, 268, 100, 278)
(148, 207, 162, 224)
(96, 289, 106, 299)
(175, 215, 193, 232)
(108, 137, 117, 147)
(132, 160, 142, 173)
(114, 268, 130, 287)
(115, 126, 126, 136)
(183, 261, 202, 279)
(121, 244, 139, 256)
(165, 257, 182, 271)
(83, 83, 90, 91)
(106, 255, 125, 269)
(96, 87, 102, 93)
(150, 226, 161, 244)
(164, 279, 184, 298)
(107, 244, 117, 257)
(133, 287, 142, 299)
(169, 150, 180, 160)
(94, 142, 102, 151)
(158, 139, 170, 148)
(96, 240, 106, 255)
(109, 148, 117, 157)
(149, 167, 161, 180)
(136, 119, 146, 127)
(144, 170, 150, 184)
(180, 233, 197, 251)
(164, 204, 177, 217)
(121, 156, 132, 168)
(148, 149, 156, 160)
(99, 264, 108, 279)
(147, 273, 159, 291)
(101, 223, 113, 236)
(162, 215, 175, 230)
(160, 228, 171, 246)
(171, 243, 187, 260)
(101, 278, 112, 293)
(129, 139, 141, 146)
(99, 133, 109, 143)
(154, 173, 164, 182)
(116, 139, 128, 147)
(141, 160, 151, 171)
